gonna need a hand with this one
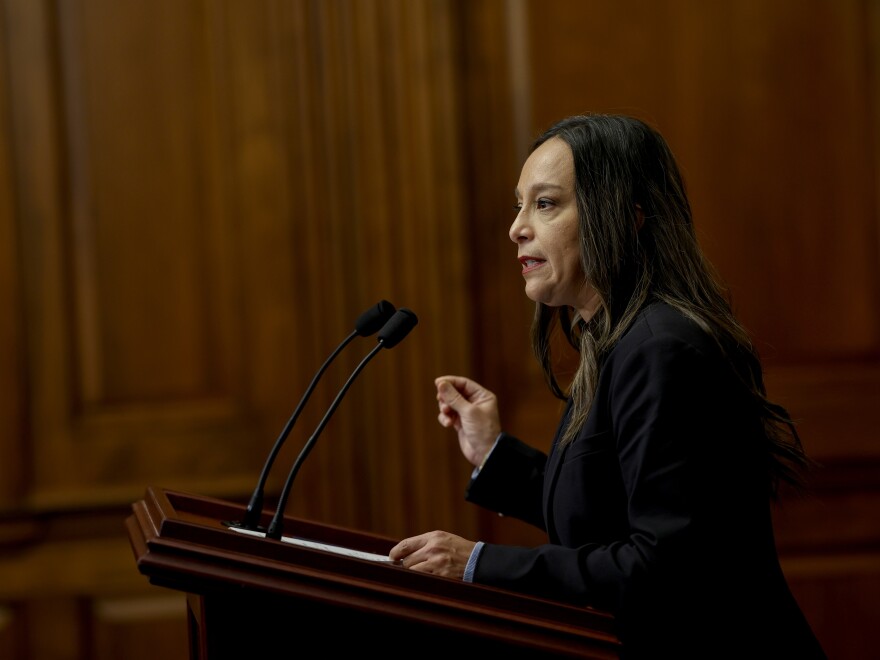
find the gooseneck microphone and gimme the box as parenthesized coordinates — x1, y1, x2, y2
(265, 308, 418, 540)
(236, 300, 396, 531)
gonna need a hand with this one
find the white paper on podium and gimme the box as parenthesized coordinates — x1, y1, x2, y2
(228, 525, 398, 563)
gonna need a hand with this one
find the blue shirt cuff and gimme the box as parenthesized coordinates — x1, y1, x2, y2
(463, 541, 485, 582)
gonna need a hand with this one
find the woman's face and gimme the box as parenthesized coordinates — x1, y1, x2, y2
(510, 137, 599, 319)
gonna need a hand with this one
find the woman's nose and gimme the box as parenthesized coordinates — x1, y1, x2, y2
(509, 212, 531, 243)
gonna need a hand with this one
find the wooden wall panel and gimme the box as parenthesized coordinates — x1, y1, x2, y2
(4, 0, 257, 511)
(1, 0, 475, 530)
(0, 604, 24, 660)
(91, 595, 188, 660)
(0, 0, 26, 506)
(20, 598, 88, 660)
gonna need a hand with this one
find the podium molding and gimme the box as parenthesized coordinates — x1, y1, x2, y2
(126, 486, 621, 658)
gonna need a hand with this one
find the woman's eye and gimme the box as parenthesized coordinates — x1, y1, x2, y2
(513, 202, 523, 213)
(536, 198, 553, 210)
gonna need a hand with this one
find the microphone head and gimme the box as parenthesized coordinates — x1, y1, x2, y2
(355, 300, 396, 336)
(377, 308, 418, 348)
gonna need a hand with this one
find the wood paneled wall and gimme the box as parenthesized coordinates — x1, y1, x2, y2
(0, 1, 876, 658)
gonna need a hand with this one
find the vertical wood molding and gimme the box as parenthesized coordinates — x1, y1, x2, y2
(2, 0, 72, 499)
(0, 0, 27, 505)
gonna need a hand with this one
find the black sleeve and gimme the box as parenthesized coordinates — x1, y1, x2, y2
(465, 433, 547, 530)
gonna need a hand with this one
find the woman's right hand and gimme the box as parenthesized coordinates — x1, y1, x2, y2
(434, 375, 501, 468)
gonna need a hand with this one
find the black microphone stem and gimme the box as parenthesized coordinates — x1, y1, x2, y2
(240, 329, 359, 530)
(265, 341, 384, 540)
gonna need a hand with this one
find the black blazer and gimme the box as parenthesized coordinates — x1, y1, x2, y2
(466, 302, 825, 658)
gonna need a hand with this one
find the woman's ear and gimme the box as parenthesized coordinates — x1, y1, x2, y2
(635, 204, 645, 231)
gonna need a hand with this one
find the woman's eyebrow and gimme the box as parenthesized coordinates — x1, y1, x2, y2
(515, 182, 565, 198)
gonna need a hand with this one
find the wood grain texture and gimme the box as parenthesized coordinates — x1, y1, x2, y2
(0, 0, 26, 506)
(0, 0, 876, 658)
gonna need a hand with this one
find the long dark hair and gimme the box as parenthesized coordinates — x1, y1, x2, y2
(529, 114, 810, 496)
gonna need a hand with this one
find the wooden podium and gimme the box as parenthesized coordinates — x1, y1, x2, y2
(126, 486, 621, 658)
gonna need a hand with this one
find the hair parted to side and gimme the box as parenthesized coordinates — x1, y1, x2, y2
(528, 113, 811, 497)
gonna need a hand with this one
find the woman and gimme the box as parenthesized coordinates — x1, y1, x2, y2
(389, 115, 826, 658)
